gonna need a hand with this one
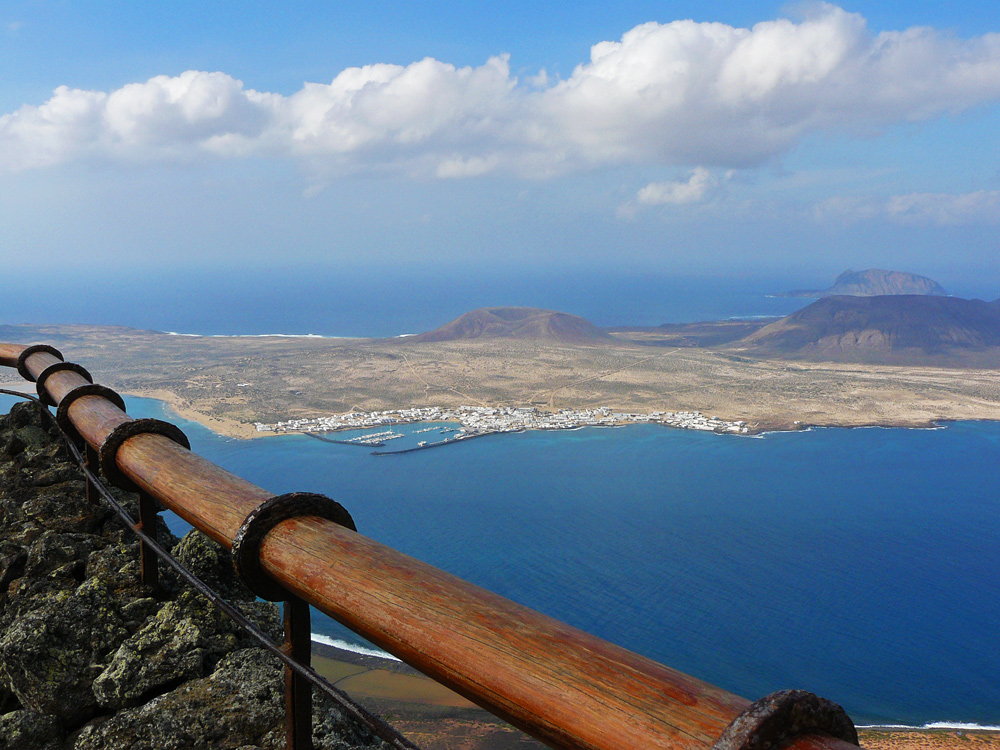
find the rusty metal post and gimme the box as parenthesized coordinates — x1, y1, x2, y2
(85, 445, 100, 505)
(233, 494, 356, 750)
(97, 419, 189, 593)
(137, 491, 159, 590)
(284, 596, 313, 750)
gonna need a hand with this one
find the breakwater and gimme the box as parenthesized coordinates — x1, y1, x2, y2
(371, 430, 504, 455)
(299, 430, 384, 447)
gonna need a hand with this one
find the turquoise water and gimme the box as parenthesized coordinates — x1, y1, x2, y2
(104, 397, 1000, 728)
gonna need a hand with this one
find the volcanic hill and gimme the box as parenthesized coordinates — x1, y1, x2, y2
(736, 294, 1000, 362)
(410, 307, 615, 345)
(780, 269, 948, 298)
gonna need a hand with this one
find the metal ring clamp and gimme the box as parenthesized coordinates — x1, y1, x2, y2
(34, 361, 92, 407)
(232, 492, 356, 601)
(713, 689, 858, 750)
(55, 384, 128, 447)
(99, 418, 190, 492)
(15, 344, 63, 382)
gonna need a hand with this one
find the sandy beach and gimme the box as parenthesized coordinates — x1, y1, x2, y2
(310, 641, 543, 749)
(122, 387, 268, 439)
(858, 729, 1000, 750)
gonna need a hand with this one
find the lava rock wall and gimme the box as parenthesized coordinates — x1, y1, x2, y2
(0, 400, 386, 750)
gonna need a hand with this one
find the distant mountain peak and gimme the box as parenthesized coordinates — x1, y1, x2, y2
(780, 269, 948, 298)
(738, 294, 1000, 362)
(410, 307, 614, 344)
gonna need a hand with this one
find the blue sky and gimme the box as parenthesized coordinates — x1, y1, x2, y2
(2, 1, 999, 292)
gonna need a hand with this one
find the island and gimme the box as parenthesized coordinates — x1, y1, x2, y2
(778, 268, 948, 298)
(3, 296, 1000, 439)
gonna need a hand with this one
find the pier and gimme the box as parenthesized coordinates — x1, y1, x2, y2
(371, 430, 503, 456)
(298, 431, 384, 447)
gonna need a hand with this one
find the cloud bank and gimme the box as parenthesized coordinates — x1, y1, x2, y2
(816, 190, 1000, 225)
(3, 4, 1000, 176)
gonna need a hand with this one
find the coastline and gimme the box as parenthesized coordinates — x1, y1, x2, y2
(120, 386, 974, 442)
(5, 323, 1000, 443)
(858, 729, 1000, 750)
(121, 388, 273, 439)
(309, 639, 541, 749)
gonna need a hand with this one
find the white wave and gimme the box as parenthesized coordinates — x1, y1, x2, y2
(859, 722, 1000, 731)
(748, 426, 812, 437)
(310, 634, 401, 662)
(165, 331, 335, 338)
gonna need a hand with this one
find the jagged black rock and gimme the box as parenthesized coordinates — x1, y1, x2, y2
(0, 400, 388, 750)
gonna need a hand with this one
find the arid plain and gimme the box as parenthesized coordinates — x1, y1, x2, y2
(2, 323, 999, 437)
(3, 323, 999, 750)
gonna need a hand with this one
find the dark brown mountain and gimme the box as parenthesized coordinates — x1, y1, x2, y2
(737, 295, 1000, 362)
(780, 269, 948, 298)
(411, 307, 615, 344)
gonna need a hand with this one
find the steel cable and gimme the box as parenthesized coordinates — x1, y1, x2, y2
(0, 388, 423, 750)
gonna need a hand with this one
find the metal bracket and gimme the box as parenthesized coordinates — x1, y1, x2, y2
(56, 383, 127, 506)
(232, 492, 356, 602)
(99, 418, 190, 593)
(15, 344, 63, 382)
(56, 383, 127, 447)
(713, 689, 859, 750)
(99, 418, 190, 492)
(35, 361, 92, 406)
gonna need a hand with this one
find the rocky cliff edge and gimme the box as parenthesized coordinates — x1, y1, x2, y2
(0, 400, 388, 750)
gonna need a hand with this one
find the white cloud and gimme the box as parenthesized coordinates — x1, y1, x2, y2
(636, 168, 715, 205)
(3, 5, 1000, 175)
(0, 86, 108, 170)
(816, 190, 1000, 225)
(541, 6, 1000, 167)
(103, 71, 275, 151)
(886, 190, 1000, 225)
(435, 154, 500, 178)
(279, 56, 515, 156)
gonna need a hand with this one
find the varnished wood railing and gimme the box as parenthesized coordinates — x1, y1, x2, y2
(0, 341, 861, 750)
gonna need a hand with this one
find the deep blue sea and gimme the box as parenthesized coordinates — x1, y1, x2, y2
(2, 271, 998, 729)
(1, 267, 821, 335)
(77, 398, 1000, 729)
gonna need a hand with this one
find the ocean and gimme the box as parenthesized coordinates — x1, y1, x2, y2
(1, 271, 998, 729)
(2, 267, 822, 335)
(103, 399, 1000, 728)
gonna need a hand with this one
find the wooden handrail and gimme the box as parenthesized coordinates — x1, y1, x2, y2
(1, 341, 862, 750)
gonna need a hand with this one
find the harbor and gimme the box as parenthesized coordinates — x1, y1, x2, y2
(256, 405, 750, 455)
(371, 430, 503, 455)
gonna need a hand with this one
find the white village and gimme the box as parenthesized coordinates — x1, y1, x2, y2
(256, 405, 749, 449)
